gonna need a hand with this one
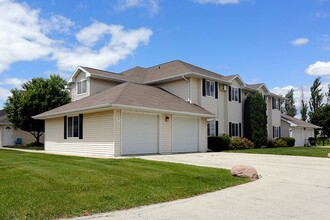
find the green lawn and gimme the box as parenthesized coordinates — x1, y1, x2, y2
(0, 149, 249, 220)
(225, 147, 330, 158)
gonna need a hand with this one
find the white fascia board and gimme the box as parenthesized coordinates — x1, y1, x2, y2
(33, 104, 112, 120)
(67, 66, 91, 85)
(111, 104, 215, 118)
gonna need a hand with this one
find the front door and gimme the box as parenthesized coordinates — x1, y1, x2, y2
(3, 126, 14, 146)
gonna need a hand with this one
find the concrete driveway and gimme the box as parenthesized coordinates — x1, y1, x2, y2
(74, 152, 330, 220)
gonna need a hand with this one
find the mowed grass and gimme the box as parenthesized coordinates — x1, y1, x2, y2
(225, 147, 330, 158)
(0, 150, 249, 220)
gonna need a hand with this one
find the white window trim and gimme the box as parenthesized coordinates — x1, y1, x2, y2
(77, 79, 87, 95)
(230, 122, 240, 137)
(274, 126, 280, 138)
(231, 87, 239, 102)
(206, 80, 215, 98)
(67, 115, 80, 139)
(207, 120, 216, 136)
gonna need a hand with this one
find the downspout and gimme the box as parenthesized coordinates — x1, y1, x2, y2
(182, 75, 191, 103)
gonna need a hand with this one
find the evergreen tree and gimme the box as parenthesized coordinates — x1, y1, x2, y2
(300, 87, 308, 121)
(244, 93, 268, 147)
(283, 88, 297, 117)
(309, 77, 324, 114)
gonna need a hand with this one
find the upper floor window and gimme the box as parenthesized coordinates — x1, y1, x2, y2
(202, 79, 218, 99)
(228, 86, 241, 103)
(77, 80, 87, 95)
(272, 97, 281, 110)
(206, 80, 215, 97)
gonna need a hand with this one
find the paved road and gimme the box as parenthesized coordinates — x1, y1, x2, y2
(73, 152, 330, 220)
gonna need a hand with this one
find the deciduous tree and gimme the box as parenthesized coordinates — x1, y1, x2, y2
(4, 75, 71, 144)
(283, 88, 297, 117)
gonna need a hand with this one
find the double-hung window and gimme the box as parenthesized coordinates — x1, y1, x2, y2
(77, 80, 87, 95)
(207, 120, 216, 136)
(231, 87, 239, 102)
(229, 122, 241, 137)
(206, 80, 215, 97)
(273, 126, 281, 138)
(67, 116, 79, 138)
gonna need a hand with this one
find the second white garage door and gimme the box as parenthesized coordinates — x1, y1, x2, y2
(172, 116, 199, 153)
(122, 112, 159, 155)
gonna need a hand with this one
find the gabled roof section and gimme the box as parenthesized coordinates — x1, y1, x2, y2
(143, 60, 228, 84)
(34, 82, 214, 119)
(0, 110, 11, 125)
(281, 114, 321, 129)
(221, 74, 245, 86)
(246, 83, 270, 93)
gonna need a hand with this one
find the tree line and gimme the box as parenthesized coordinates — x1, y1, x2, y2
(282, 77, 330, 144)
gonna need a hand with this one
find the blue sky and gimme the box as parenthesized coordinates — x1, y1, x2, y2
(0, 0, 330, 110)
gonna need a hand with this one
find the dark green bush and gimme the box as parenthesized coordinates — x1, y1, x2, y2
(26, 142, 44, 148)
(229, 137, 255, 150)
(267, 139, 275, 148)
(208, 135, 231, 151)
(280, 137, 295, 147)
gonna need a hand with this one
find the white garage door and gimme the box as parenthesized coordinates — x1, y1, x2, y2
(122, 112, 159, 155)
(172, 116, 199, 153)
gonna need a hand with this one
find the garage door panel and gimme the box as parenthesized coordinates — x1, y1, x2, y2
(172, 117, 198, 153)
(122, 112, 159, 155)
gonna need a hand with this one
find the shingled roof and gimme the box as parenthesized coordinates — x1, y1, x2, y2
(0, 110, 11, 125)
(281, 114, 321, 129)
(34, 82, 214, 119)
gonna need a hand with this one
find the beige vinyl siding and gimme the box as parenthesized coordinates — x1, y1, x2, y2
(160, 114, 172, 154)
(199, 118, 208, 152)
(45, 110, 114, 156)
(190, 78, 201, 105)
(157, 79, 189, 102)
(228, 79, 243, 133)
(71, 71, 90, 101)
(217, 88, 226, 135)
(13, 129, 44, 146)
(281, 120, 290, 138)
(90, 78, 119, 96)
(113, 109, 121, 156)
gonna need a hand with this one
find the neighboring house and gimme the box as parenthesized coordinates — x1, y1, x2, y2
(34, 60, 284, 157)
(0, 110, 43, 147)
(281, 114, 321, 146)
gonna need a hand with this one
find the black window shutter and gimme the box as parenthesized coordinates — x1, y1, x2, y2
(228, 86, 232, 101)
(202, 79, 206, 97)
(64, 116, 67, 139)
(279, 126, 281, 138)
(79, 114, 83, 139)
(215, 82, 218, 99)
(216, 121, 219, 136)
(238, 88, 241, 103)
(272, 98, 275, 109)
(239, 123, 242, 137)
(229, 122, 232, 137)
(273, 126, 275, 138)
(278, 98, 280, 110)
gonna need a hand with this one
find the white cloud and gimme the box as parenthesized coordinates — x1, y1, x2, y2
(0, 0, 153, 74)
(271, 82, 330, 118)
(305, 61, 330, 76)
(115, 0, 159, 16)
(0, 87, 11, 101)
(0, 0, 53, 73)
(194, 0, 240, 5)
(0, 77, 26, 87)
(54, 22, 152, 71)
(315, 11, 330, 19)
(291, 38, 309, 46)
(41, 15, 75, 34)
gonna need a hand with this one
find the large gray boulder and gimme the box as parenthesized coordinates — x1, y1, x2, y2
(231, 165, 259, 179)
